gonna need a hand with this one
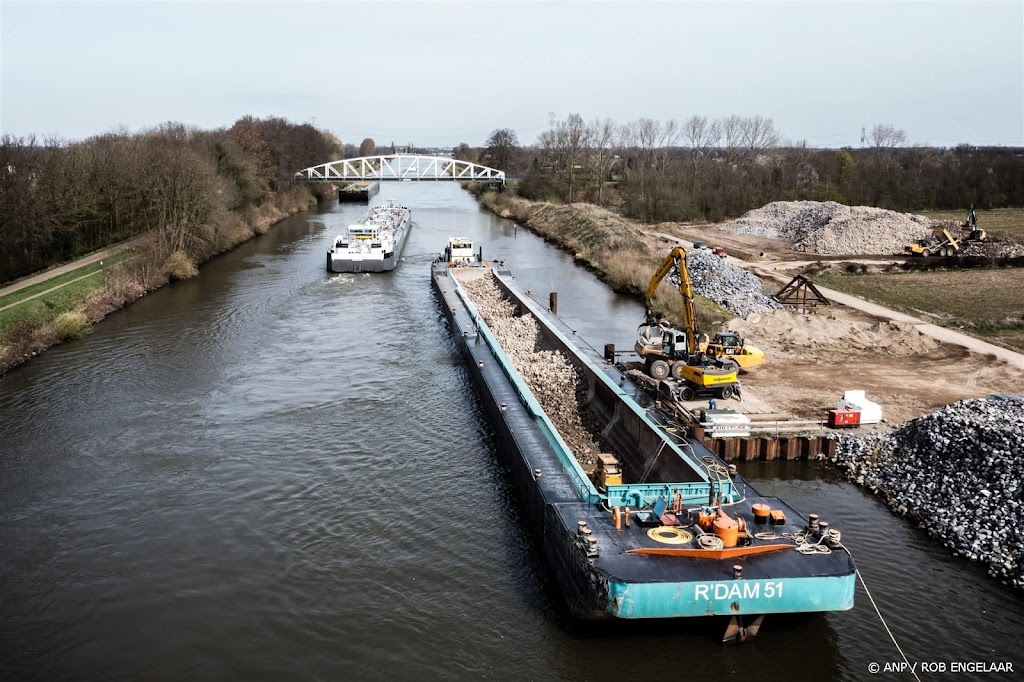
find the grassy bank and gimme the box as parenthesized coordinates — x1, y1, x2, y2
(0, 186, 323, 374)
(813, 269, 1024, 352)
(467, 185, 732, 330)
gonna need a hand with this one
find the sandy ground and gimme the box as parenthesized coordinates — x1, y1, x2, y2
(642, 228, 1024, 428)
(731, 306, 1024, 423)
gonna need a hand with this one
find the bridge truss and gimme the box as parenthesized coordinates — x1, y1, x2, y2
(295, 154, 505, 185)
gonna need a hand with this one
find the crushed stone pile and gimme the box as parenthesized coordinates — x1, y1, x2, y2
(832, 395, 1024, 591)
(676, 249, 783, 317)
(728, 310, 940, 358)
(721, 201, 933, 255)
(462, 275, 606, 467)
(960, 240, 1024, 258)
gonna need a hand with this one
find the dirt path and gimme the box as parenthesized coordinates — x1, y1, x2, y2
(748, 266, 1024, 370)
(0, 270, 105, 314)
(0, 241, 137, 300)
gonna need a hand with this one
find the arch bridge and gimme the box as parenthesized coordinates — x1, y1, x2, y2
(295, 154, 505, 185)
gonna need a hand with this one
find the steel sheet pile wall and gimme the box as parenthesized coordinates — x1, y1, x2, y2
(461, 274, 607, 469)
(833, 395, 1024, 590)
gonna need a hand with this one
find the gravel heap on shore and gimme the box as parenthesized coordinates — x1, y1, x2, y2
(832, 395, 1024, 590)
(462, 275, 605, 467)
(960, 240, 1024, 258)
(722, 201, 933, 255)
(677, 249, 783, 317)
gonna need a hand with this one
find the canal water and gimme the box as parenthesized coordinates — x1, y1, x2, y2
(1, 184, 1021, 681)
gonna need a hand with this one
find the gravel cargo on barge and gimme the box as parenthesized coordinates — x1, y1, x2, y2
(432, 240, 855, 637)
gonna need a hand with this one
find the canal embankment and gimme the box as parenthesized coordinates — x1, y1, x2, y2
(0, 186, 332, 376)
(465, 184, 732, 329)
(0, 117, 341, 376)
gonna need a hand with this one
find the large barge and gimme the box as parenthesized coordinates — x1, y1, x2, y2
(327, 200, 411, 273)
(432, 239, 855, 637)
(338, 181, 380, 203)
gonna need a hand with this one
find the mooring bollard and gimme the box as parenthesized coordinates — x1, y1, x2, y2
(549, 291, 558, 315)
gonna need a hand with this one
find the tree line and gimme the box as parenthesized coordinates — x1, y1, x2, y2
(463, 117, 1024, 224)
(0, 117, 341, 282)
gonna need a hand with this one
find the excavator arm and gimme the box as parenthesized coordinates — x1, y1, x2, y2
(644, 247, 699, 355)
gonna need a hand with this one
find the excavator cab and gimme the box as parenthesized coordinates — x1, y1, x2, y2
(712, 332, 742, 351)
(701, 332, 765, 370)
(661, 329, 688, 359)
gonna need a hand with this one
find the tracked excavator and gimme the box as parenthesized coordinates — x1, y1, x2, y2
(960, 205, 987, 243)
(634, 247, 765, 400)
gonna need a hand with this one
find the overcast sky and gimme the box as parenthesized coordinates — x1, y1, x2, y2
(2, 1, 1022, 149)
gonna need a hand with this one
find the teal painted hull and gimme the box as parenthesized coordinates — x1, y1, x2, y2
(608, 573, 856, 619)
(433, 260, 857, 622)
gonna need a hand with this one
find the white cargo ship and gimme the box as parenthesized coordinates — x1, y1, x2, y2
(326, 200, 412, 273)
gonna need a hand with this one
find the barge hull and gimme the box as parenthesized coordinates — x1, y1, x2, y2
(338, 181, 380, 202)
(434, 265, 608, 618)
(432, 263, 855, 620)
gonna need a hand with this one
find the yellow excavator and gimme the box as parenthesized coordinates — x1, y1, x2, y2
(960, 205, 987, 243)
(634, 247, 764, 400)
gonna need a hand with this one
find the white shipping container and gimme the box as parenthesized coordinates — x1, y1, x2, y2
(837, 390, 883, 424)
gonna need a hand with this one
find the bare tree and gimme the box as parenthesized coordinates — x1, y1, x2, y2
(868, 124, 907, 153)
(483, 128, 519, 171)
(721, 115, 743, 165)
(740, 115, 781, 159)
(562, 114, 589, 203)
(453, 143, 476, 162)
(587, 117, 617, 206)
(655, 119, 679, 172)
(358, 138, 376, 157)
(536, 125, 565, 175)
(632, 119, 662, 219)
(866, 124, 907, 204)
(682, 114, 720, 185)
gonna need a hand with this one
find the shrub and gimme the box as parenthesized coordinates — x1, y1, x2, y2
(53, 311, 89, 340)
(164, 251, 199, 280)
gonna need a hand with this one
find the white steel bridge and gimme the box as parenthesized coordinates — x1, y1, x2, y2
(295, 154, 505, 185)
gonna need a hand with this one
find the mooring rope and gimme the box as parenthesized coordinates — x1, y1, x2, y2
(855, 564, 921, 682)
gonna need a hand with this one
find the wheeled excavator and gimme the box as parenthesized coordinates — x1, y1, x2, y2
(633, 247, 765, 400)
